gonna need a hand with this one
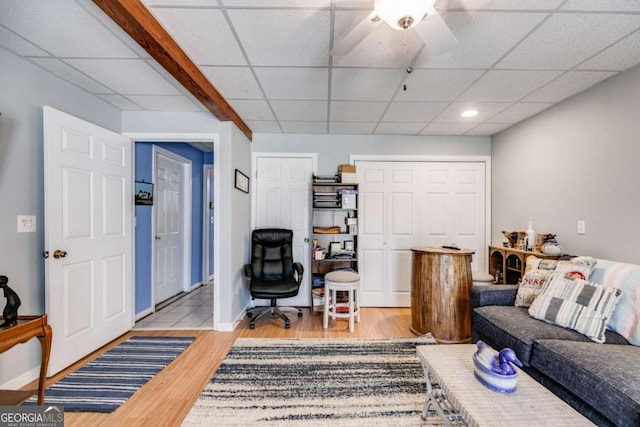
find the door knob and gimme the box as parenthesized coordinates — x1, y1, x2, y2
(155, 236, 161, 240)
(53, 249, 68, 259)
(304, 237, 310, 243)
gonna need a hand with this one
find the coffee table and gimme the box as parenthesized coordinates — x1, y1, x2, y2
(417, 344, 595, 427)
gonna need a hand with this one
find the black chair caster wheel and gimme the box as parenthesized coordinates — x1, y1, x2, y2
(249, 323, 255, 329)
(247, 312, 253, 318)
(285, 322, 291, 329)
(297, 312, 303, 317)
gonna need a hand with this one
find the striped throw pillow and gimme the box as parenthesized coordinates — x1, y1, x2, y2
(528, 273, 622, 343)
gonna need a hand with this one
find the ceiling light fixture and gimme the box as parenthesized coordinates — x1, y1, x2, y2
(374, 0, 435, 30)
(461, 109, 479, 118)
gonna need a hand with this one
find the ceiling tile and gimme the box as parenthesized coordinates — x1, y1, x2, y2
(125, 95, 202, 111)
(149, 8, 247, 66)
(227, 99, 275, 120)
(561, 0, 640, 12)
(436, 0, 564, 10)
(465, 123, 511, 135)
(244, 121, 282, 133)
(270, 100, 328, 121)
(97, 94, 143, 110)
(381, 102, 448, 123)
(523, 71, 616, 102)
(578, 30, 640, 71)
(330, 101, 387, 122)
(222, 0, 330, 6)
(280, 121, 328, 134)
(29, 58, 113, 94)
(227, 9, 330, 66)
(496, 13, 640, 70)
(0, 0, 138, 58)
(64, 59, 182, 95)
(332, 68, 404, 101)
(488, 102, 553, 123)
(330, 122, 377, 134)
(394, 69, 484, 102)
(414, 12, 548, 69)
(0, 26, 49, 57)
(254, 67, 328, 100)
(375, 122, 425, 135)
(434, 102, 511, 123)
(200, 66, 263, 99)
(458, 70, 561, 102)
(420, 122, 477, 135)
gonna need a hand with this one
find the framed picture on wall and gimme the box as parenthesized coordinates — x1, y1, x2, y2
(235, 169, 249, 193)
(135, 181, 154, 205)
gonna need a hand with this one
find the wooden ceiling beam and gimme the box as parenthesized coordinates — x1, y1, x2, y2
(92, 0, 252, 140)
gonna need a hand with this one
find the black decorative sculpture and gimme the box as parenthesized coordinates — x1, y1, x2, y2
(0, 275, 21, 327)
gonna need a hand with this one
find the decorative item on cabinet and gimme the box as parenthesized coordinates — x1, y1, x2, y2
(488, 246, 561, 285)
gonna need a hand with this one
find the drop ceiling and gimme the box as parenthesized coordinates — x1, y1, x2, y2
(2, 0, 640, 137)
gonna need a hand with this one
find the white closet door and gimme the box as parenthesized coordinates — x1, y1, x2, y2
(254, 156, 313, 307)
(357, 161, 486, 307)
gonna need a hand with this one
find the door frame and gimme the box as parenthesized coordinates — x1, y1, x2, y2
(203, 164, 214, 284)
(350, 154, 492, 273)
(153, 145, 192, 303)
(126, 133, 220, 329)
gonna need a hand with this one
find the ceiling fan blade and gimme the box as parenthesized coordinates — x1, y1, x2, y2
(413, 6, 457, 55)
(331, 11, 382, 56)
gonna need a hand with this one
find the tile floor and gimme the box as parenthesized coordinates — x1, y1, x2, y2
(133, 281, 213, 330)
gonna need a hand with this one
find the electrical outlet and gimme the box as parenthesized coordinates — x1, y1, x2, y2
(577, 220, 586, 235)
(17, 215, 36, 233)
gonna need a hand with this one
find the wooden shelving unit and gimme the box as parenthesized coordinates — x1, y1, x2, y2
(310, 179, 358, 314)
(488, 246, 561, 284)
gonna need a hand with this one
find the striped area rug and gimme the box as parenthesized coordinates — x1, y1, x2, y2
(182, 335, 442, 426)
(25, 336, 194, 412)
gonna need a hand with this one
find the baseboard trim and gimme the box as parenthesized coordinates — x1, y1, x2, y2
(0, 367, 39, 390)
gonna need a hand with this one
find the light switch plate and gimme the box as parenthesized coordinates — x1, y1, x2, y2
(577, 220, 586, 235)
(17, 215, 36, 233)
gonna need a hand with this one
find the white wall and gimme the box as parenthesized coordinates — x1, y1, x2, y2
(0, 48, 122, 388)
(251, 134, 491, 175)
(492, 64, 640, 264)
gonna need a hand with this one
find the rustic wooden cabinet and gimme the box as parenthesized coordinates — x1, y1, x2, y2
(488, 246, 561, 284)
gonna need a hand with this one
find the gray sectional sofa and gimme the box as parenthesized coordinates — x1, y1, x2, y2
(471, 258, 640, 427)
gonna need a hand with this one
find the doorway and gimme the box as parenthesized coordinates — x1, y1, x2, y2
(129, 135, 217, 330)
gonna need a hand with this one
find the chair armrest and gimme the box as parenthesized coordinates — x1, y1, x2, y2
(471, 285, 518, 308)
(293, 262, 304, 284)
(244, 264, 252, 278)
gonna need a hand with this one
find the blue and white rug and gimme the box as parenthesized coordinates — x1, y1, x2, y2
(182, 335, 441, 426)
(25, 336, 194, 412)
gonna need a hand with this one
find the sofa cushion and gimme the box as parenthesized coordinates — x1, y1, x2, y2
(531, 339, 640, 427)
(473, 306, 593, 366)
(528, 274, 622, 343)
(472, 306, 628, 366)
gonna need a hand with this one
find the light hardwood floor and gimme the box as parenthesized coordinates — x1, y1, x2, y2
(36, 307, 414, 427)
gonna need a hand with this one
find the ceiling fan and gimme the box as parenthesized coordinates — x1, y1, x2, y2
(331, 0, 458, 56)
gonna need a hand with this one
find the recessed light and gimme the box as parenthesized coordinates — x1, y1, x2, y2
(461, 109, 478, 118)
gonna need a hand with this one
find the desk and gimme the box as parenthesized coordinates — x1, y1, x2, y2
(0, 315, 52, 405)
(410, 247, 475, 343)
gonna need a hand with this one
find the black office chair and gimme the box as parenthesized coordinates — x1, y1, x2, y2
(244, 228, 303, 329)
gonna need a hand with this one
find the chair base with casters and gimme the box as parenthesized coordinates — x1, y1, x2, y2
(246, 299, 302, 329)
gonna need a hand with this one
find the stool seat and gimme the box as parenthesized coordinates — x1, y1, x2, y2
(323, 271, 361, 333)
(325, 270, 359, 283)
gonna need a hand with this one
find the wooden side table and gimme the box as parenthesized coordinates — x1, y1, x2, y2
(410, 247, 475, 343)
(0, 315, 52, 405)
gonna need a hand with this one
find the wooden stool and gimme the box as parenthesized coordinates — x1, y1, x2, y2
(323, 271, 360, 333)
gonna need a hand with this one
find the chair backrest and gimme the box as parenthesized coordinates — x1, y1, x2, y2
(250, 228, 294, 280)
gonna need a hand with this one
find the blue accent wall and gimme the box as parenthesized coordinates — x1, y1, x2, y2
(134, 142, 213, 315)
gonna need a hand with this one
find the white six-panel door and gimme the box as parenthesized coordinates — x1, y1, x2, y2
(254, 156, 312, 307)
(154, 151, 185, 304)
(357, 161, 486, 307)
(44, 106, 133, 375)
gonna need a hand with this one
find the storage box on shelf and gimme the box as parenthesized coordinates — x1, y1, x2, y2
(311, 178, 358, 314)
